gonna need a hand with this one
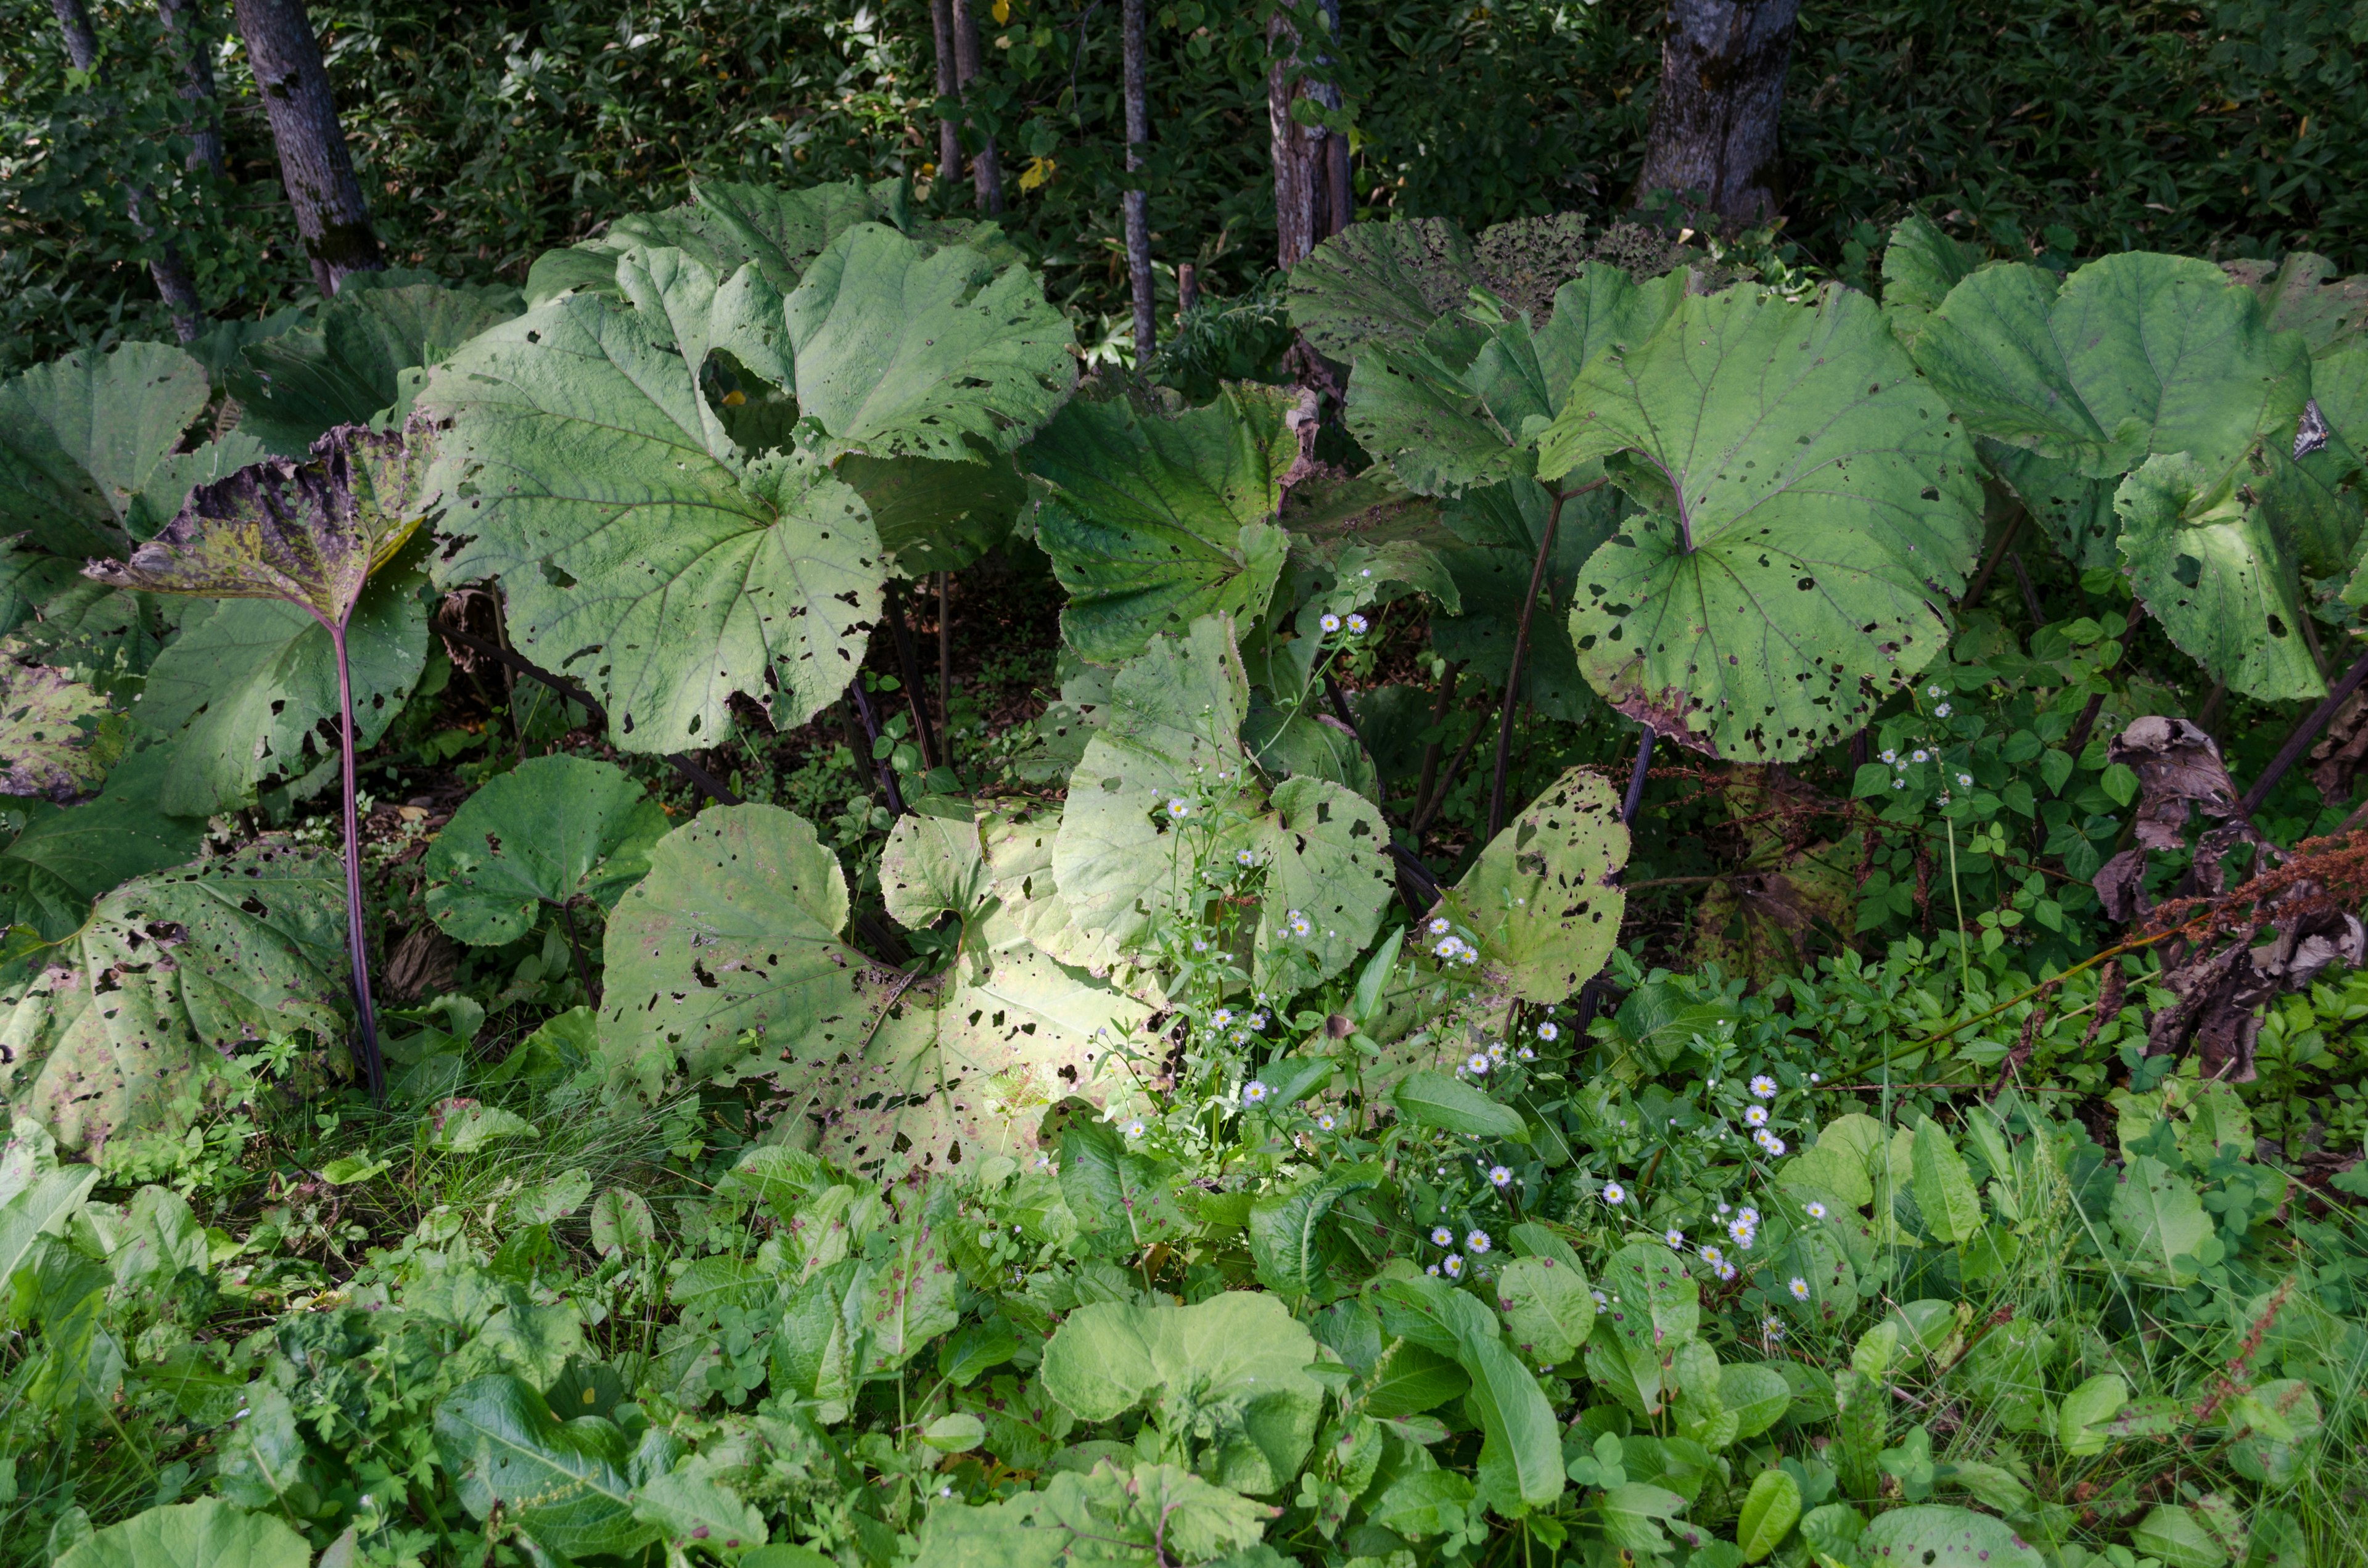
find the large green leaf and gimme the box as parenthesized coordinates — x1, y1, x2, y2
(770, 946, 1154, 1178)
(1391, 1070, 1528, 1141)
(0, 844, 347, 1151)
(1344, 265, 1688, 498)
(53, 1498, 310, 1568)
(1428, 477, 1621, 722)
(1048, 616, 1391, 989)
(784, 224, 1076, 467)
(0, 749, 208, 939)
(133, 565, 427, 815)
(839, 449, 1028, 574)
(228, 282, 523, 456)
(0, 342, 210, 559)
(1449, 766, 1628, 1003)
(2114, 451, 2329, 701)
(0, 657, 118, 803)
(1982, 441, 2120, 572)
(1041, 1292, 1323, 1493)
(1878, 214, 1982, 351)
(1539, 285, 1984, 760)
(879, 799, 992, 932)
(1913, 252, 2308, 480)
(0, 539, 81, 636)
(598, 804, 867, 1087)
(910, 1461, 1270, 1568)
(1027, 384, 1296, 664)
(423, 247, 883, 752)
(1248, 1160, 1383, 1295)
(1857, 1505, 2043, 1568)
(424, 755, 668, 945)
(434, 1373, 658, 1560)
(1494, 1251, 1595, 1366)
(2222, 252, 2368, 355)
(2110, 1154, 2218, 1286)
(1371, 1273, 1564, 1508)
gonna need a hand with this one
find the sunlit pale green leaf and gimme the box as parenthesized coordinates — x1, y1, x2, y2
(424, 755, 668, 945)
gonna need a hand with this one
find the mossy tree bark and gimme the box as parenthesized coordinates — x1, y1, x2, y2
(232, 0, 384, 295)
(1631, 0, 1801, 227)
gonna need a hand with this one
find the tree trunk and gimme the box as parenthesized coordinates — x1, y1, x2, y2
(929, 0, 960, 186)
(50, 0, 207, 342)
(1265, 3, 1326, 269)
(1122, 0, 1155, 359)
(157, 0, 228, 181)
(1316, 0, 1351, 237)
(948, 0, 1004, 216)
(232, 0, 383, 295)
(1630, 0, 1801, 228)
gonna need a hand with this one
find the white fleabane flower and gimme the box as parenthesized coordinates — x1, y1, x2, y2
(1236, 848, 1256, 866)
(1122, 1119, 1146, 1138)
(1804, 1201, 1828, 1220)
(1191, 937, 1209, 952)
(1756, 1130, 1787, 1156)
(1487, 1040, 1507, 1062)
(1459, 946, 1479, 966)
(1166, 797, 1192, 819)
(1927, 684, 1943, 697)
(1536, 1020, 1560, 1042)
(1242, 1080, 1268, 1105)
(1749, 1074, 1777, 1099)
(1738, 1207, 1760, 1226)
(1467, 1052, 1491, 1075)
(1467, 1229, 1492, 1254)
(1893, 778, 1906, 789)
(1602, 1181, 1626, 1205)
(1717, 1261, 1739, 1281)
(1664, 1228, 1685, 1249)
(1442, 1254, 1464, 1278)
(1248, 1011, 1267, 1032)
(1212, 1008, 1235, 1029)
(1880, 748, 1897, 763)
(1426, 1263, 1441, 1276)
(1432, 1226, 1455, 1247)
(1957, 772, 1973, 787)
(1317, 1112, 1336, 1131)
(1936, 702, 1952, 718)
(1728, 1218, 1756, 1248)
(1428, 916, 1452, 935)
(1911, 749, 1928, 763)
(1489, 1165, 1513, 1188)
(1745, 1104, 1769, 1127)
(1288, 911, 1312, 938)
(1788, 1277, 1812, 1302)
(1700, 1244, 1725, 1266)
(1346, 614, 1368, 635)
(1517, 1045, 1536, 1061)
(1320, 613, 1342, 633)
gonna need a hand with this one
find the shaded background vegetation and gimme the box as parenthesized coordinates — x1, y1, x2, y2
(4, 0, 2367, 371)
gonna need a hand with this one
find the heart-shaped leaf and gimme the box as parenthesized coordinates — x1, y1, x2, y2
(424, 755, 668, 945)
(0, 342, 212, 559)
(228, 281, 522, 456)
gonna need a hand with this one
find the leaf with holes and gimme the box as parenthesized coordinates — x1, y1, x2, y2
(0, 749, 207, 939)
(879, 799, 992, 932)
(228, 281, 522, 456)
(1027, 384, 1297, 664)
(0, 656, 120, 803)
(1449, 766, 1629, 1003)
(598, 803, 868, 1087)
(1428, 477, 1624, 723)
(0, 843, 347, 1152)
(424, 755, 668, 946)
(1538, 285, 1984, 760)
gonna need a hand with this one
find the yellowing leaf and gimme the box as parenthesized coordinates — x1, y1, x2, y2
(1018, 155, 1055, 192)
(992, 0, 1011, 22)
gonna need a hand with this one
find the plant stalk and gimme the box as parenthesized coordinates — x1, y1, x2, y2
(2237, 644, 2368, 817)
(331, 620, 385, 1105)
(556, 898, 598, 1006)
(848, 679, 908, 817)
(880, 581, 942, 771)
(937, 571, 954, 728)
(1487, 488, 1566, 838)
(1620, 728, 1656, 827)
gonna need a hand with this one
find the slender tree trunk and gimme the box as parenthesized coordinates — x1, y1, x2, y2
(1315, 0, 1351, 238)
(948, 0, 1004, 215)
(50, 0, 207, 342)
(157, 0, 227, 181)
(1265, 2, 1325, 269)
(1631, 0, 1801, 227)
(1122, 0, 1156, 359)
(1177, 262, 1200, 318)
(232, 0, 384, 295)
(929, 0, 961, 185)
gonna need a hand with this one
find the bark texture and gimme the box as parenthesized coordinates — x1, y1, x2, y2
(1631, 0, 1801, 227)
(929, 0, 961, 185)
(51, 0, 207, 341)
(1122, 0, 1155, 358)
(1265, 4, 1326, 269)
(949, 0, 1004, 215)
(1317, 0, 1351, 237)
(232, 0, 384, 295)
(157, 0, 228, 181)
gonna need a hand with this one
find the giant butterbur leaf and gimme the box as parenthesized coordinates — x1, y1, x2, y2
(1428, 477, 1621, 722)
(1041, 1291, 1323, 1494)
(53, 1498, 310, 1568)
(0, 656, 119, 802)
(598, 804, 868, 1086)
(1538, 285, 1984, 760)
(0, 747, 207, 938)
(228, 281, 523, 456)
(2221, 252, 2368, 355)
(0, 342, 211, 560)
(424, 755, 668, 945)
(1878, 214, 1981, 351)
(1449, 766, 1628, 1003)
(0, 844, 348, 1151)
(1050, 615, 1392, 989)
(1027, 384, 1296, 664)
(910, 1461, 1269, 1568)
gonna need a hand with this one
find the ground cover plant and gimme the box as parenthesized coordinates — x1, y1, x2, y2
(3, 179, 2368, 1568)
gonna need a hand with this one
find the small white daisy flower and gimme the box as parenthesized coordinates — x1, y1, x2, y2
(1317, 1112, 1336, 1131)
(1488, 1165, 1513, 1188)
(1804, 1201, 1828, 1220)
(1912, 749, 1928, 763)
(1716, 1262, 1739, 1282)
(1122, 1119, 1146, 1138)
(1428, 916, 1451, 935)
(1434, 936, 1462, 958)
(1810, 1072, 1822, 1083)
(1602, 1181, 1626, 1205)
(1426, 1263, 1441, 1276)
(1936, 702, 1952, 718)
(1236, 848, 1256, 866)
(1749, 1074, 1777, 1099)
(1880, 748, 1897, 763)
(1467, 1052, 1491, 1075)
(1212, 1008, 1235, 1028)
(1592, 1289, 1608, 1303)
(1191, 937, 1209, 952)
(1756, 1130, 1787, 1156)
(1788, 1276, 1811, 1302)
(1466, 1229, 1492, 1254)
(1432, 1225, 1455, 1247)
(1166, 797, 1191, 819)
(1488, 1041, 1507, 1062)
(1729, 1218, 1756, 1247)
(1763, 1317, 1786, 1342)
(1517, 1045, 1536, 1061)
(1664, 1228, 1685, 1249)
(1442, 1254, 1464, 1278)
(1957, 772, 1973, 787)
(1700, 1244, 1725, 1266)
(1927, 684, 1943, 697)
(1247, 1011, 1267, 1032)
(1345, 614, 1368, 635)
(1738, 1207, 1759, 1226)
(1893, 778, 1906, 789)
(1536, 1020, 1560, 1042)
(1242, 1079, 1268, 1105)
(1458, 946, 1478, 965)
(1320, 613, 1342, 633)
(1745, 1104, 1769, 1127)
(1288, 911, 1312, 937)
